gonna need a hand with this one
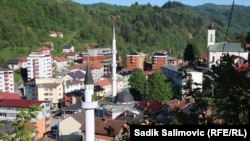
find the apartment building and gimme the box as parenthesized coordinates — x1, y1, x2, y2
(0, 99, 51, 139)
(27, 47, 53, 81)
(126, 52, 145, 71)
(0, 67, 14, 93)
(82, 48, 120, 74)
(161, 64, 203, 98)
(152, 52, 167, 70)
(35, 78, 64, 110)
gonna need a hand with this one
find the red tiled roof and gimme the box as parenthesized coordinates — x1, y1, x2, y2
(80, 117, 126, 136)
(168, 98, 191, 110)
(0, 99, 44, 108)
(18, 57, 27, 62)
(0, 92, 21, 99)
(94, 79, 111, 87)
(66, 51, 77, 56)
(136, 100, 165, 112)
(71, 61, 103, 70)
(235, 63, 249, 72)
(199, 52, 208, 59)
(54, 56, 67, 62)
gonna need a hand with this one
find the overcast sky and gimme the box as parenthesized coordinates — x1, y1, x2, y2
(73, 0, 250, 7)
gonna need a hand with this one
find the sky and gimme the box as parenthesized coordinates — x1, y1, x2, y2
(72, 0, 250, 7)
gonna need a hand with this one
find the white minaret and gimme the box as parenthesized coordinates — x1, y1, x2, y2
(110, 15, 117, 103)
(81, 64, 98, 141)
(207, 22, 216, 47)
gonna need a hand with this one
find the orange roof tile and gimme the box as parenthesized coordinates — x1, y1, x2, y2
(136, 100, 165, 112)
(168, 98, 191, 110)
(0, 92, 21, 99)
(18, 57, 27, 62)
(94, 79, 111, 87)
(66, 51, 77, 56)
(54, 56, 67, 62)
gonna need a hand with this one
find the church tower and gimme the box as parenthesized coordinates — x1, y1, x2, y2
(81, 64, 98, 141)
(207, 22, 216, 47)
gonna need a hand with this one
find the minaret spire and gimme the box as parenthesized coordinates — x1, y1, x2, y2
(109, 15, 118, 103)
(82, 61, 98, 141)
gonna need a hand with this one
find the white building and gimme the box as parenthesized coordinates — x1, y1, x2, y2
(27, 52, 53, 81)
(207, 22, 248, 68)
(208, 42, 248, 68)
(161, 64, 203, 97)
(0, 67, 14, 93)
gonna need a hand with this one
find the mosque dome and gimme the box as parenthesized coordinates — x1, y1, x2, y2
(116, 89, 134, 104)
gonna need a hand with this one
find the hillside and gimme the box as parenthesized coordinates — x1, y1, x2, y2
(189, 3, 250, 41)
(0, 0, 248, 66)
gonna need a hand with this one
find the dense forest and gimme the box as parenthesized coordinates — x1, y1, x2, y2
(0, 0, 249, 66)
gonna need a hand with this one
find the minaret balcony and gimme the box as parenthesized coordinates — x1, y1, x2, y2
(81, 101, 98, 109)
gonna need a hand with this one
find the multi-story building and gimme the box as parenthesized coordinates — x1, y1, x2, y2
(35, 78, 64, 110)
(27, 47, 52, 81)
(0, 67, 14, 93)
(82, 48, 122, 74)
(0, 99, 51, 139)
(126, 52, 145, 71)
(161, 64, 203, 98)
(152, 52, 167, 70)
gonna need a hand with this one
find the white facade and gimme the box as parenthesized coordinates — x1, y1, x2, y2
(208, 42, 248, 68)
(161, 64, 203, 96)
(63, 79, 84, 93)
(27, 53, 53, 80)
(0, 68, 14, 93)
(0, 99, 50, 122)
(207, 24, 216, 47)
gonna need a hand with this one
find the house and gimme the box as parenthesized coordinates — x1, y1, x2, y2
(94, 79, 112, 97)
(58, 110, 84, 141)
(53, 56, 68, 71)
(118, 70, 132, 88)
(57, 32, 63, 38)
(135, 100, 166, 114)
(156, 98, 191, 123)
(49, 31, 57, 37)
(0, 99, 51, 139)
(18, 57, 28, 68)
(63, 45, 74, 53)
(7, 59, 20, 70)
(71, 61, 104, 82)
(80, 117, 128, 141)
(63, 79, 84, 94)
(66, 51, 78, 61)
(166, 56, 184, 66)
(63, 70, 85, 82)
(64, 89, 84, 107)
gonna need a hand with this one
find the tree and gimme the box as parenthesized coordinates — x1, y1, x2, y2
(211, 54, 250, 124)
(146, 70, 173, 103)
(128, 68, 148, 100)
(2, 105, 42, 141)
(183, 44, 195, 64)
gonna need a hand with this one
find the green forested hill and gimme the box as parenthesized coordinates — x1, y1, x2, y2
(189, 4, 250, 41)
(0, 0, 248, 66)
